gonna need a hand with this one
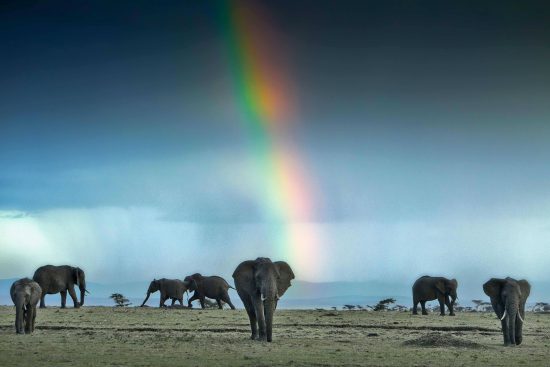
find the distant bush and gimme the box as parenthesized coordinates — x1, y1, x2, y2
(373, 298, 396, 311)
(533, 302, 550, 312)
(110, 293, 131, 307)
(472, 299, 492, 312)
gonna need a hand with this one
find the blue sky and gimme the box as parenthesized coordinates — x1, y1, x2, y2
(1, 1, 550, 293)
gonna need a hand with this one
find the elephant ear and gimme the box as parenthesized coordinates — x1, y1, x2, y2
(450, 279, 458, 288)
(483, 278, 504, 299)
(518, 280, 531, 301)
(72, 267, 80, 287)
(232, 260, 256, 288)
(434, 279, 446, 295)
(274, 261, 295, 297)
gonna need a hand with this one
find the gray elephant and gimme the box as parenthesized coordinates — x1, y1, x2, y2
(10, 278, 42, 334)
(233, 258, 294, 342)
(412, 276, 458, 316)
(140, 278, 188, 307)
(183, 273, 236, 309)
(33, 265, 88, 308)
(483, 277, 531, 346)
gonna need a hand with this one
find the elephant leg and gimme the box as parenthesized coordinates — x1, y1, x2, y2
(252, 297, 266, 341)
(31, 307, 37, 333)
(171, 298, 176, 306)
(420, 301, 428, 315)
(160, 295, 167, 308)
(178, 298, 183, 306)
(187, 293, 199, 308)
(60, 291, 68, 308)
(15, 306, 24, 334)
(500, 318, 509, 346)
(24, 307, 32, 334)
(412, 300, 419, 315)
(39, 293, 46, 309)
(239, 292, 257, 339)
(515, 315, 523, 345)
(68, 286, 79, 308)
(221, 292, 236, 310)
(437, 294, 446, 316)
(199, 296, 205, 309)
(216, 299, 223, 309)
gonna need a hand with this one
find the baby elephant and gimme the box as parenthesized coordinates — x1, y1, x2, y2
(10, 278, 42, 334)
(183, 273, 236, 309)
(140, 278, 188, 307)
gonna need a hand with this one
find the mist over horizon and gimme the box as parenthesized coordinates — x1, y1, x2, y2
(1, 1, 550, 297)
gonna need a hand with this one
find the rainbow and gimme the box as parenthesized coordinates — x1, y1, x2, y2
(220, 1, 321, 278)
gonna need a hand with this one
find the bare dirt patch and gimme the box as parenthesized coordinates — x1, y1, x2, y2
(403, 332, 484, 349)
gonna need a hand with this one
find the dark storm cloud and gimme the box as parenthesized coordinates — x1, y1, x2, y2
(1, 1, 550, 284)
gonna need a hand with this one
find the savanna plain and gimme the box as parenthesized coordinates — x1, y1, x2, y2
(0, 306, 549, 366)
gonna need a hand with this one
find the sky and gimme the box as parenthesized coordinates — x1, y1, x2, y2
(1, 1, 550, 295)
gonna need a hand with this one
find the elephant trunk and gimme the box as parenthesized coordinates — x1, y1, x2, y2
(450, 294, 457, 310)
(505, 301, 519, 346)
(79, 281, 86, 306)
(515, 308, 524, 345)
(141, 292, 151, 307)
(264, 298, 276, 343)
(261, 280, 278, 343)
(14, 295, 25, 334)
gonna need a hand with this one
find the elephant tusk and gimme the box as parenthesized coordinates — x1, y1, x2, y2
(500, 310, 507, 320)
(85, 289, 90, 294)
(518, 312, 525, 323)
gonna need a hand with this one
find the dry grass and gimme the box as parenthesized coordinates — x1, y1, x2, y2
(0, 306, 549, 366)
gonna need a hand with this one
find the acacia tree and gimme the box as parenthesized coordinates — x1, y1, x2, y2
(373, 298, 396, 311)
(110, 293, 131, 307)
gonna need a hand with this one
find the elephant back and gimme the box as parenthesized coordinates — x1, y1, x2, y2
(32, 265, 52, 286)
(32, 265, 73, 292)
(208, 276, 231, 289)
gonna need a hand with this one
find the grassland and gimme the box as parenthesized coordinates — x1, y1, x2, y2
(0, 306, 549, 366)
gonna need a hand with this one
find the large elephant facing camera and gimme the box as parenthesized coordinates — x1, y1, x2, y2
(140, 278, 187, 307)
(33, 265, 88, 308)
(233, 258, 295, 342)
(483, 277, 531, 346)
(412, 276, 458, 316)
(183, 273, 235, 309)
(10, 278, 42, 334)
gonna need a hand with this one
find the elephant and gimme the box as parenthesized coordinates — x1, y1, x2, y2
(140, 278, 188, 307)
(483, 277, 531, 346)
(33, 265, 88, 308)
(232, 257, 295, 342)
(183, 273, 236, 309)
(10, 278, 42, 334)
(412, 276, 458, 316)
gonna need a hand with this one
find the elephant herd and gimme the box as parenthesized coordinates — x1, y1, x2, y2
(9, 261, 530, 346)
(139, 274, 236, 309)
(411, 275, 531, 346)
(8, 258, 295, 342)
(9, 265, 88, 334)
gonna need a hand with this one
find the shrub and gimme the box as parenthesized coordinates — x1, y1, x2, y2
(110, 293, 131, 307)
(373, 298, 396, 311)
